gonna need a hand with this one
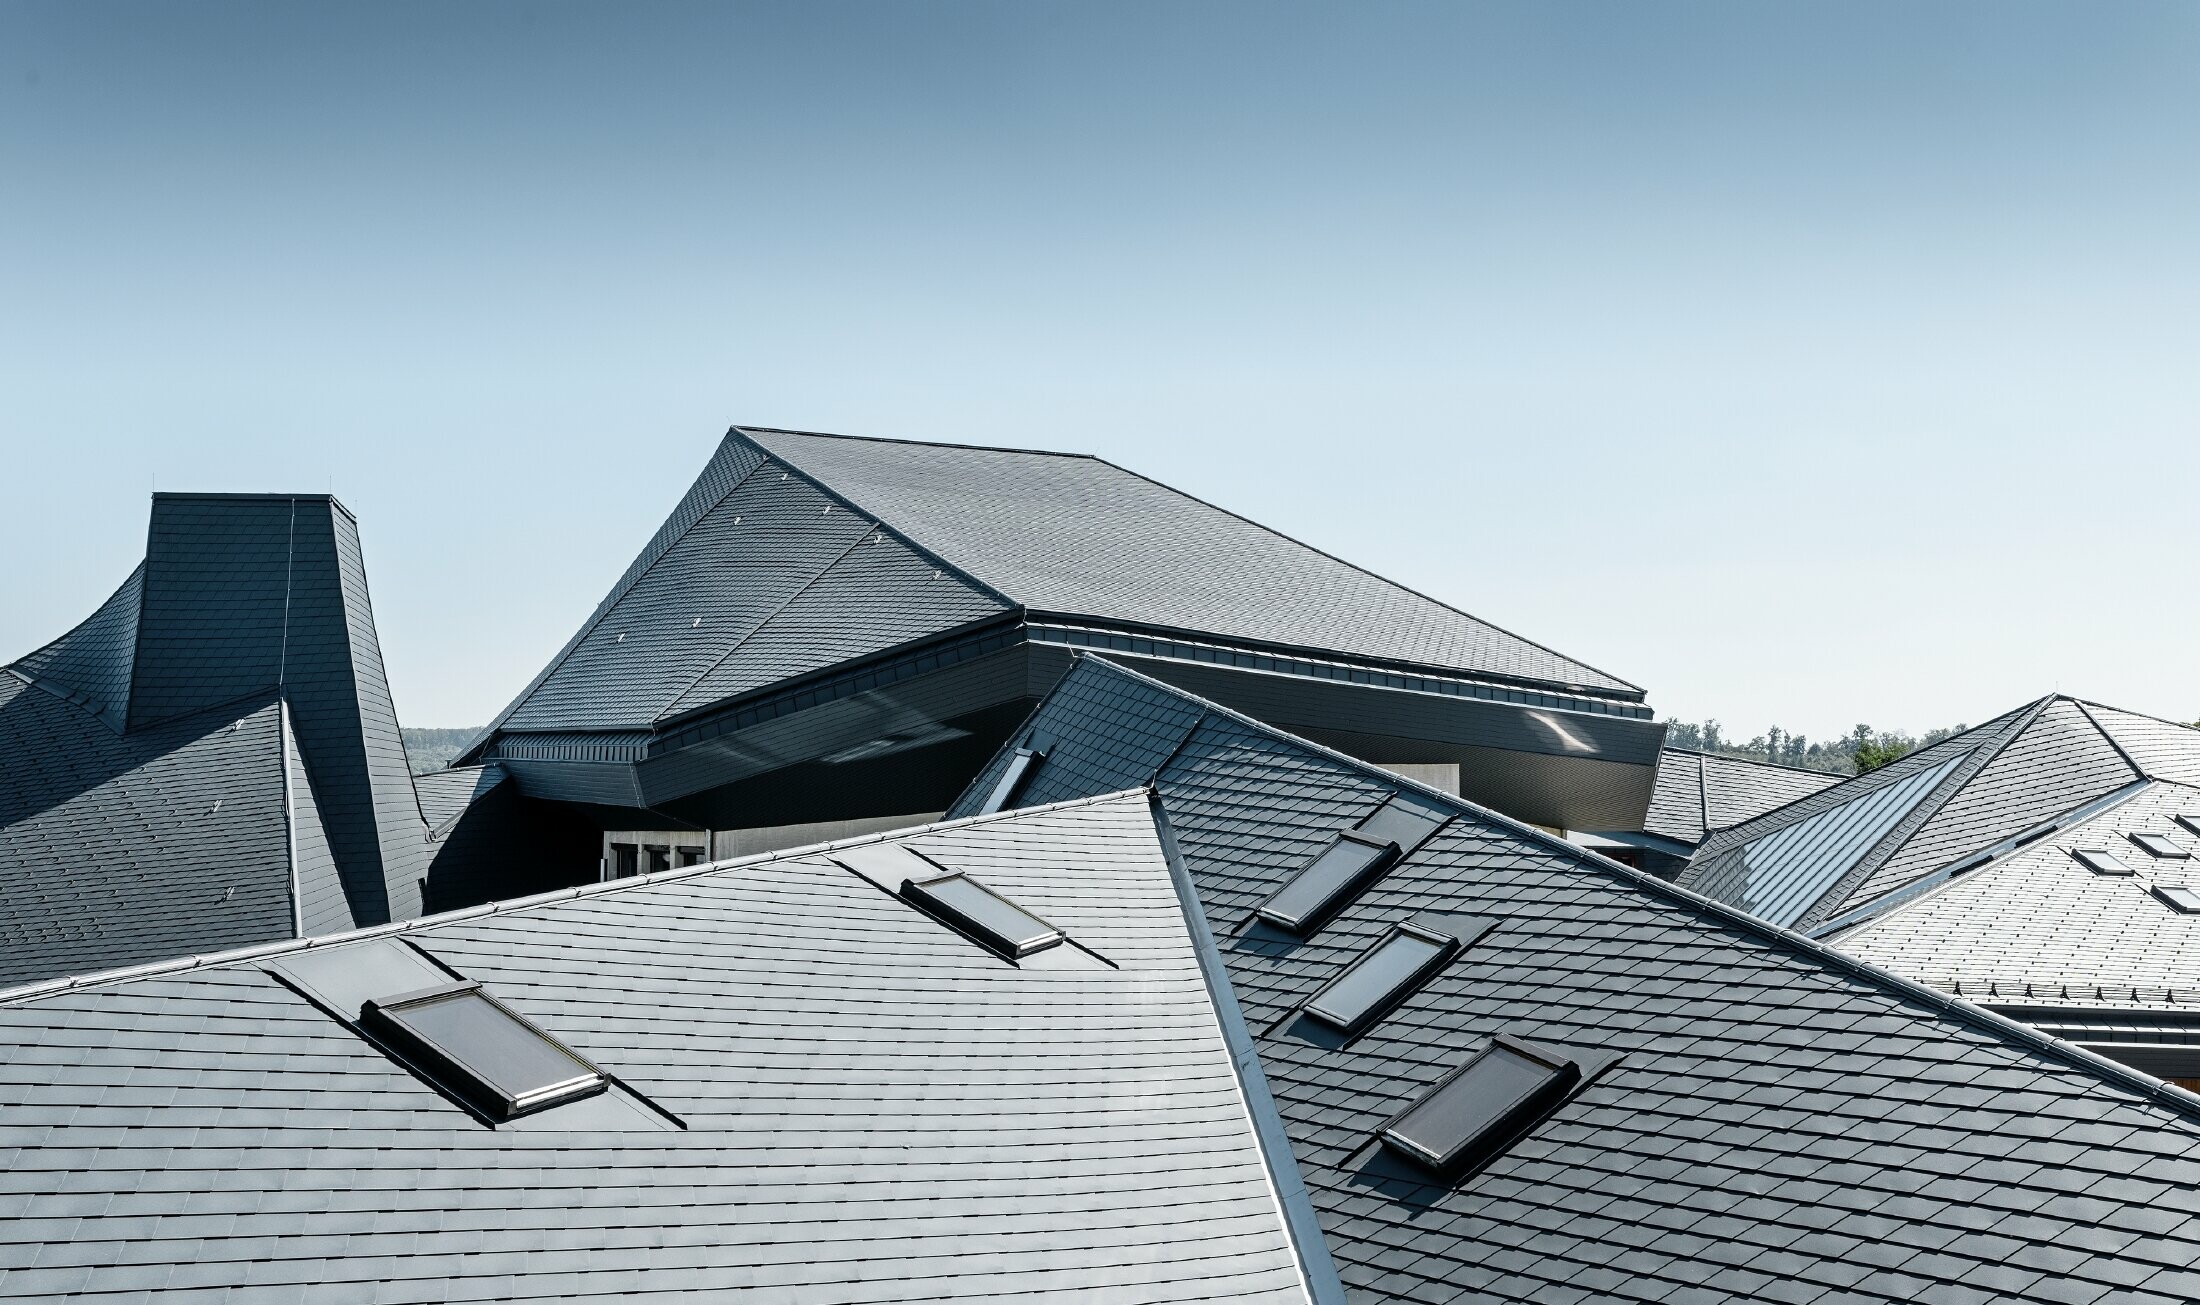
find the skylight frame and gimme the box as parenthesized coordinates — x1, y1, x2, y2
(2130, 831, 2191, 860)
(1302, 921, 1461, 1035)
(2154, 884, 2200, 914)
(2073, 847, 2136, 877)
(901, 870, 1066, 958)
(978, 748, 1045, 815)
(1379, 1034, 1582, 1174)
(2177, 814, 2200, 840)
(360, 981, 607, 1121)
(1257, 831, 1401, 935)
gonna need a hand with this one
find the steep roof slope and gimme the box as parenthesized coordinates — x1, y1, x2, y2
(748, 427, 1638, 695)
(0, 793, 1316, 1303)
(1832, 779, 2200, 1008)
(2, 494, 441, 985)
(1640, 748, 1842, 846)
(473, 425, 1644, 749)
(953, 657, 2200, 1305)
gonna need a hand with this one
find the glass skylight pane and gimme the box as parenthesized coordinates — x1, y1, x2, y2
(903, 872, 1064, 957)
(2154, 885, 2200, 914)
(1304, 925, 1454, 1034)
(979, 748, 1044, 815)
(2073, 848, 2135, 876)
(1382, 1040, 1577, 1172)
(1258, 833, 1399, 935)
(2131, 832, 2190, 859)
(362, 982, 604, 1121)
(2177, 814, 2200, 840)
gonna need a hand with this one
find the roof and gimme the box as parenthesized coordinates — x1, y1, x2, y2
(744, 428, 1638, 696)
(1638, 748, 1843, 847)
(948, 656, 2200, 1304)
(1677, 695, 2200, 931)
(0, 793, 1316, 1303)
(1, 494, 472, 986)
(1831, 778, 2200, 1009)
(473, 425, 1641, 742)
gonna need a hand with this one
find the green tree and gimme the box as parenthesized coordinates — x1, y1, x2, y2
(1854, 735, 1908, 774)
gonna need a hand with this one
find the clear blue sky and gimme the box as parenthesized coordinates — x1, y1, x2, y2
(3, 2, 2194, 741)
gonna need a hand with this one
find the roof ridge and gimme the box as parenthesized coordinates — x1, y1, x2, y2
(733, 424, 1107, 462)
(1059, 653, 2200, 1123)
(1794, 695, 2061, 929)
(1690, 704, 2031, 861)
(2066, 693, 2200, 738)
(0, 787, 1151, 1007)
(460, 433, 776, 757)
(732, 427, 1023, 617)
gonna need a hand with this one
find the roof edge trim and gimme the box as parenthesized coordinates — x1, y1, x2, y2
(1148, 790, 1347, 1305)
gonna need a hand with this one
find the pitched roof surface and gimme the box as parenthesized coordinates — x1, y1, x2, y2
(746, 427, 1639, 696)
(474, 426, 1643, 744)
(1640, 748, 1842, 846)
(2, 494, 468, 985)
(1677, 696, 2190, 930)
(1832, 779, 2200, 1009)
(0, 793, 1316, 1303)
(951, 657, 2200, 1305)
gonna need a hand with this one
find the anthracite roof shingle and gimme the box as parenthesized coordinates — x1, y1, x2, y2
(0, 793, 1319, 1304)
(1640, 748, 1842, 847)
(950, 656, 2200, 1304)
(745, 426, 1641, 697)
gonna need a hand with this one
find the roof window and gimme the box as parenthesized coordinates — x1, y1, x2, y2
(360, 981, 606, 1121)
(2130, 831, 2190, 859)
(2153, 884, 2200, 914)
(902, 871, 1065, 958)
(1380, 1035, 1594, 1175)
(979, 748, 1044, 815)
(1259, 832, 1399, 934)
(1303, 921, 1461, 1035)
(2177, 814, 2200, 840)
(2073, 847, 2136, 877)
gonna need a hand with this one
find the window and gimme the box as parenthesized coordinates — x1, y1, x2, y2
(611, 843, 639, 880)
(2178, 814, 2200, 840)
(1381, 1035, 1582, 1174)
(2130, 832, 2190, 859)
(902, 871, 1065, 958)
(677, 847, 706, 868)
(1303, 922, 1460, 1034)
(2073, 847, 2135, 877)
(646, 845, 672, 874)
(360, 981, 606, 1121)
(2154, 884, 2200, 914)
(979, 748, 1044, 815)
(1258, 832, 1399, 935)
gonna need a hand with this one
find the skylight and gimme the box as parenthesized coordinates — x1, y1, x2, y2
(1303, 922, 1459, 1035)
(902, 871, 1065, 958)
(1381, 1035, 1581, 1174)
(2154, 884, 2200, 914)
(360, 981, 606, 1121)
(979, 748, 1044, 815)
(1258, 832, 1399, 935)
(2073, 848, 2135, 877)
(2130, 832, 2191, 859)
(2178, 814, 2200, 840)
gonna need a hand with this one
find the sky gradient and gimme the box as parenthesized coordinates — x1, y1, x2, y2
(3, 2, 2195, 741)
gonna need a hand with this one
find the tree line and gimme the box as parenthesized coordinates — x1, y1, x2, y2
(1661, 719, 1968, 776)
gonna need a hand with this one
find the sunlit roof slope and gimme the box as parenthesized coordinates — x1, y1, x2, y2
(0, 792, 1319, 1303)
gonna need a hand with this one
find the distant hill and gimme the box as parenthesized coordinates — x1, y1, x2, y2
(399, 728, 480, 776)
